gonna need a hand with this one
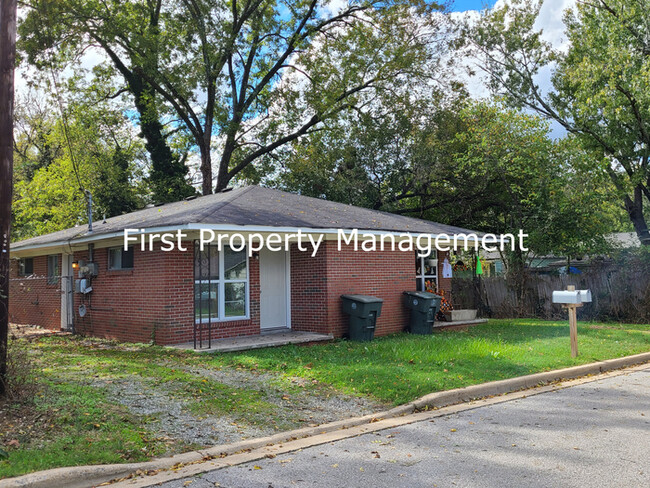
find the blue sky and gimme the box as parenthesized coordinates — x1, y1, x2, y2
(449, 0, 497, 11)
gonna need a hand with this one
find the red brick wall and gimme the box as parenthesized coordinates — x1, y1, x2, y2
(290, 242, 452, 338)
(72, 246, 170, 343)
(10, 240, 454, 344)
(9, 255, 62, 330)
(290, 243, 328, 333)
(72, 243, 261, 345)
(161, 247, 261, 345)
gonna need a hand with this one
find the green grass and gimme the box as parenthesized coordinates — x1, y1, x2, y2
(213, 319, 650, 405)
(1, 319, 648, 479)
(0, 379, 173, 478)
(0, 339, 279, 479)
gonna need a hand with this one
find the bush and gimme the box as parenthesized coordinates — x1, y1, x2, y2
(0, 335, 37, 403)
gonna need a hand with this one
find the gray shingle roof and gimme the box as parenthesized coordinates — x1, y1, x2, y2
(12, 186, 480, 250)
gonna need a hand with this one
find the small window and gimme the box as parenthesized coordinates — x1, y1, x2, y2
(47, 255, 59, 284)
(109, 247, 134, 270)
(18, 257, 34, 276)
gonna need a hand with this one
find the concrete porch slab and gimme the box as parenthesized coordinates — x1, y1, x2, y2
(172, 330, 334, 353)
(434, 318, 489, 330)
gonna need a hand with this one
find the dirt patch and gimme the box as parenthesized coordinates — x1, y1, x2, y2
(8, 323, 66, 340)
(95, 365, 386, 449)
(96, 377, 264, 447)
(180, 365, 386, 428)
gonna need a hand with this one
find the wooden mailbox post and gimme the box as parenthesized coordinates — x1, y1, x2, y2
(565, 285, 581, 358)
(552, 286, 592, 358)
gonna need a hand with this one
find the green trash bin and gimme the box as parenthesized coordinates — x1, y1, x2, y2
(403, 291, 440, 334)
(341, 294, 384, 342)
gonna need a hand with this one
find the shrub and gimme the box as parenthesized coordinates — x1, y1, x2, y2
(0, 335, 37, 403)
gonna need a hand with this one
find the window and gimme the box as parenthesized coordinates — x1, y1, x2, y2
(109, 247, 134, 270)
(416, 250, 438, 293)
(47, 255, 59, 284)
(18, 257, 34, 276)
(194, 243, 248, 322)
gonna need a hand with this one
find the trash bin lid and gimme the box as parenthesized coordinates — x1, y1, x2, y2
(403, 291, 437, 300)
(341, 294, 384, 303)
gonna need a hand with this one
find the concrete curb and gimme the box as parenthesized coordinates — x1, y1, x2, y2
(2, 351, 649, 488)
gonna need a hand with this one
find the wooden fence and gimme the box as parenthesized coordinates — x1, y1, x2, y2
(452, 262, 650, 323)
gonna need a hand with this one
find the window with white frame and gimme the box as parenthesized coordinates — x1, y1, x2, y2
(47, 255, 59, 284)
(194, 243, 248, 322)
(416, 250, 438, 293)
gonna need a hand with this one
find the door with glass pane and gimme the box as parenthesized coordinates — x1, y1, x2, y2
(416, 250, 438, 293)
(259, 248, 290, 330)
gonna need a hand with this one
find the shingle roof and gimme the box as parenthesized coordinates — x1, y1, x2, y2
(12, 185, 480, 250)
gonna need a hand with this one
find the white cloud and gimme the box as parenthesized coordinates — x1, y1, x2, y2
(455, 0, 577, 137)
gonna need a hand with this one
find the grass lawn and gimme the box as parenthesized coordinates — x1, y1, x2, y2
(216, 319, 650, 405)
(1, 318, 648, 479)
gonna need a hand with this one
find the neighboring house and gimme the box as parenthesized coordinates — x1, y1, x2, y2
(9, 186, 479, 346)
(481, 232, 642, 276)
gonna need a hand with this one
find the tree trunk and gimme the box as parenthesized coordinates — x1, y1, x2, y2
(0, 0, 18, 397)
(214, 134, 236, 193)
(129, 75, 193, 202)
(199, 138, 213, 195)
(624, 186, 650, 246)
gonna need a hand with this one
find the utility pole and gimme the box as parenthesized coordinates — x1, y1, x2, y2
(0, 0, 18, 396)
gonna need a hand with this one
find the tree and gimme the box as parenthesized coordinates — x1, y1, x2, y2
(19, 1, 196, 203)
(464, 0, 650, 245)
(275, 99, 619, 261)
(19, 0, 446, 195)
(12, 98, 148, 240)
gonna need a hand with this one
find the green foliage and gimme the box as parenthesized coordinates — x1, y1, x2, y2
(19, 0, 449, 194)
(464, 0, 650, 244)
(446, 103, 618, 259)
(273, 97, 620, 261)
(12, 97, 147, 240)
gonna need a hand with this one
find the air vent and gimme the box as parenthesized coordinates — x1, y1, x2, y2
(220, 187, 233, 193)
(184, 195, 198, 201)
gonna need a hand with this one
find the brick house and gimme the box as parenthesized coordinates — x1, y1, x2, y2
(8, 186, 478, 346)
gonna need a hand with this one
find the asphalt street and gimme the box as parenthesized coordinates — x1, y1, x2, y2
(160, 368, 650, 488)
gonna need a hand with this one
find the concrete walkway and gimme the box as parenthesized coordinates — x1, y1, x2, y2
(155, 367, 650, 488)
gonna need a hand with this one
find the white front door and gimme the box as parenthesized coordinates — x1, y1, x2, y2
(61, 254, 74, 331)
(259, 248, 290, 330)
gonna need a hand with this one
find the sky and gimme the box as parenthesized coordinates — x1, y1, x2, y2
(15, 0, 576, 139)
(449, 0, 498, 11)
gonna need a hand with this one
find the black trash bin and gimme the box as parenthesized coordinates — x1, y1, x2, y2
(341, 294, 384, 342)
(403, 291, 441, 334)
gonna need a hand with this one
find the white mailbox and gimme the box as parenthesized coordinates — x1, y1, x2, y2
(578, 289, 592, 303)
(552, 290, 582, 304)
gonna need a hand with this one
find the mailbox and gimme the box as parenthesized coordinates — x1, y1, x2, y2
(552, 289, 592, 304)
(552, 290, 581, 304)
(553, 286, 591, 358)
